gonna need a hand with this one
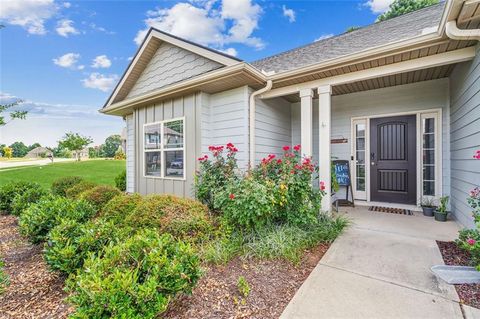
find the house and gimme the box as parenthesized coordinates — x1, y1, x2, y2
(101, 0, 480, 228)
(24, 147, 53, 158)
(77, 148, 89, 160)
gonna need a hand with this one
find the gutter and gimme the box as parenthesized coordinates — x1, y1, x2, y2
(446, 20, 480, 41)
(249, 80, 272, 167)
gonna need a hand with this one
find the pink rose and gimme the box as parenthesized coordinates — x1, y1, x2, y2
(467, 238, 476, 246)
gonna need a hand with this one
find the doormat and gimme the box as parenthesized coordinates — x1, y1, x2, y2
(368, 206, 413, 215)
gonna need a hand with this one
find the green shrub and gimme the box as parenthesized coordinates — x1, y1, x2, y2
(0, 260, 9, 295)
(19, 196, 96, 243)
(65, 181, 97, 199)
(79, 185, 122, 212)
(115, 170, 126, 191)
(126, 194, 212, 241)
(11, 186, 49, 216)
(100, 193, 143, 224)
(51, 176, 84, 197)
(67, 229, 201, 319)
(45, 218, 131, 274)
(237, 276, 250, 298)
(0, 181, 41, 214)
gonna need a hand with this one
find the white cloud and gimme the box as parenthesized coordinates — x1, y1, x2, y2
(218, 47, 238, 57)
(81, 73, 118, 92)
(56, 19, 79, 37)
(91, 55, 112, 68)
(314, 33, 334, 42)
(53, 53, 81, 69)
(282, 5, 295, 23)
(89, 22, 115, 35)
(365, 0, 394, 14)
(0, 0, 58, 34)
(135, 0, 264, 50)
(63, 2, 71, 8)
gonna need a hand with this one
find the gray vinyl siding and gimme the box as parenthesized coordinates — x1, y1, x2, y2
(291, 78, 450, 200)
(449, 44, 480, 229)
(126, 114, 135, 193)
(133, 93, 201, 198)
(127, 42, 222, 99)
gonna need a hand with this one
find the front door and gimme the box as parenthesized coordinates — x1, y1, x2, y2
(370, 115, 416, 204)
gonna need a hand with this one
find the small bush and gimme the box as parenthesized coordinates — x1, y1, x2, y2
(0, 181, 41, 214)
(11, 187, 49, 216)
(65, 181, 97, 199)
(67, 229, 201, 319)
(79, 185, 122, 212)
(126, 194, 212, 241)
(19, 196, 96, 243)
(52, 176, 84, 197)
(0, 260, 9, 295)
(45, 218, 132, 274)
(100, 193, 143, 224)
(115, 170, 126, 191)
(237, 276, 250, 298)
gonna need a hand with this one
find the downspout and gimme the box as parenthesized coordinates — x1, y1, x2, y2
(446, 20, 480, 41)
(249, 80, 273, 167)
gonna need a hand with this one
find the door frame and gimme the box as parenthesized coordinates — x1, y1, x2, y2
(350, 108, 442, 206)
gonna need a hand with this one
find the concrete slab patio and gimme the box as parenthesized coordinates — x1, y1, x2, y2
(281, 207, 465, 319)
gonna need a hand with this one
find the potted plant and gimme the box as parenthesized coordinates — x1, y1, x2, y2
(434, 196, 449, 222)
(421, 197, 436, 217)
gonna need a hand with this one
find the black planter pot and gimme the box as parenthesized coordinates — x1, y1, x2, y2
(434, 210, 448, 222)
(422, 206, 435, 217)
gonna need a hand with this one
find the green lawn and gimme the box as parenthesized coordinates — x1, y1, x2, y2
(0, 160, 125, 189)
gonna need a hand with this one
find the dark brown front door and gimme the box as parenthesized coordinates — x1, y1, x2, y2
(370, 115, 416, 204)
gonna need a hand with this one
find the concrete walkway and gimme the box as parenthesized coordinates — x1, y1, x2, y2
(0, 158, 73, 170)
(281, 207, 472, 319)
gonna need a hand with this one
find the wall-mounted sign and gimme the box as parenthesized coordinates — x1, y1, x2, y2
(331, 138, 348, 144)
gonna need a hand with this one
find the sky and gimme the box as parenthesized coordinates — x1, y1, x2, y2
(0, 0, 394, 147)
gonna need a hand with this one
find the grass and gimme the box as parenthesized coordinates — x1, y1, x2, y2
(0, 260, 9, 295)
(0, 160, 125, 188)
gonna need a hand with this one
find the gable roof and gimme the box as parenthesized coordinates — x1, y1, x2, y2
(251, 3, 446, 74)
(104, 28, 242, 107)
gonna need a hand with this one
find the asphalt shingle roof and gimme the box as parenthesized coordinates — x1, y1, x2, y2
(251, 3, 445, 73)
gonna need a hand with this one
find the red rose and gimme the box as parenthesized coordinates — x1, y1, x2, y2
(229, 193, 235, 200)
(283, 145, 290, 151)
(277, 159, 282, 164)
(294, 144, 301, 151)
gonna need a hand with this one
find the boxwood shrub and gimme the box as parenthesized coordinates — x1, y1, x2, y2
(0, 181, 42, 214)
(126, 194, 212, 242)
(100, 193, 143, 224)
(19, 196, 96, 243)
(11, 187, 50, 216)
(115, 170, 126, 191)
(51, 176, 85, 197)
(65, 181, 97, 199)
(67, 229, 201, 319)
(79, 185, 122, 212)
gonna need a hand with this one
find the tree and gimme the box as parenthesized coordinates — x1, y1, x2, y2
(28, 143, 41, 151)
(9, 141, 29, 157)
(0, 100, 27, 126)
(101, 134, 122, 158)
(377, 0, 439, 22)
(58, 132, 93, 161)
(345, 26, 360, 33)
(3, 146, 12, 159)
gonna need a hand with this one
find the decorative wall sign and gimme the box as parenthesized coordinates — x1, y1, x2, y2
(331, 138, 348, 144)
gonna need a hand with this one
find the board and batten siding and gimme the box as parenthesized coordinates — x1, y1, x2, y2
(291, 78, 450, 199)
(126, 42, 222, 99)
(133, 93, 202, 198)
(449, 44, 480, 229)
(125, 114, 135, 193)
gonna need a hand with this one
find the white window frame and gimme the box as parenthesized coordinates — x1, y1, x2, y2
(143, 117, 186, 180)
(351, 118, 368, 201)
(420, 112, 442, 201)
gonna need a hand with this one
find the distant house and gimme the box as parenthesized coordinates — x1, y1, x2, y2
(77, 148, 89, 160)
(25, 147, 53, 158)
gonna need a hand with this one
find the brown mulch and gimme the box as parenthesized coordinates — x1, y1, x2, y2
(0, 215, 73, 319)
(437, 240, 480, 309)
(164, 243, 329, 319)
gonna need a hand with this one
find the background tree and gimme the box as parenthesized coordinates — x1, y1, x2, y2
(28, 143, 41, 151)
(0, 144, 5, 156)
(0, 100, 27, 126)
(345, 26, 360, 33)
(52, 146, 72, 158)
(9, 141, 29, 157)
(101, 134, 122, 158)
(58, 132, 93, 161)
(3, 146, 12, 159)
(377, 0, 439, 22)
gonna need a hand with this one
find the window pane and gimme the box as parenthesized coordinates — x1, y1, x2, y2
(165, 151, 184, 178)
(164, 120, 184, 149)
(356, 124, 365, 137)
(423, 166, 435, 181)
(423, 118, 434, 134)
(145, 124, 161, 150)
(423, 150, 435, 164)
(356, 151, 365, 164)
(356, 165, 365, 178)
(356, 138, 365, 150)
(357, 178, 365, 191)
(423, 181, 435, 196)
(423, 134, 434, 149)
(145, 152, 161, 176)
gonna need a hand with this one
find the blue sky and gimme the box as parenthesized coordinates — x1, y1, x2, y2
(0, 0, 392, 147)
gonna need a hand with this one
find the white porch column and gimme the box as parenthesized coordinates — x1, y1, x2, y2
(318, 85, 332, 211)
(299, 89, 313, 158)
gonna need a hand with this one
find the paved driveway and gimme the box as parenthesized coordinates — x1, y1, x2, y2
(281, 207, 475, 319)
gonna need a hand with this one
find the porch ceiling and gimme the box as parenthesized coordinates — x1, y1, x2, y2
(282, 63, 455, 102)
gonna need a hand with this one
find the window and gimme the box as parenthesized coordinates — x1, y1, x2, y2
(355, 123, 366, 192)
(144, 118, 184, 179)
(422, 116, 435, 196)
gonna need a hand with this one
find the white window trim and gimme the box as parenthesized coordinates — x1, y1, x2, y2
(350, 108, 442, 206)
(351, 118, 368, 201)
(143, 117, 186, 180)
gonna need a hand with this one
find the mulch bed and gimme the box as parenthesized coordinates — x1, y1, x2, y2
(437, 240, 480, 309)
(0, 215, 73, 318)
(164, 244, 329, 319)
